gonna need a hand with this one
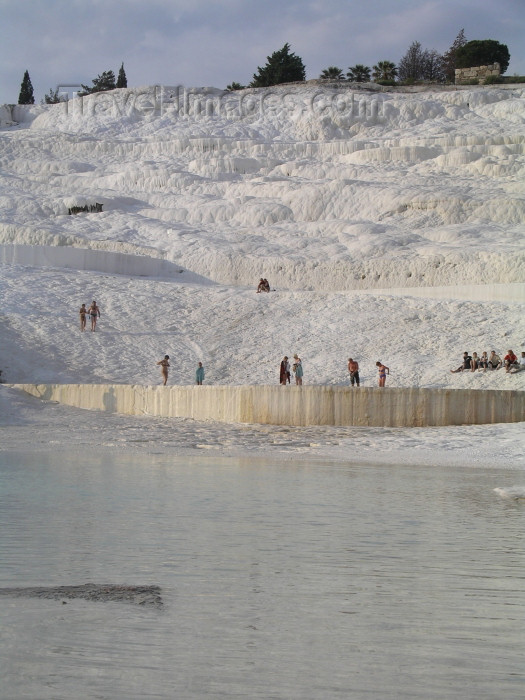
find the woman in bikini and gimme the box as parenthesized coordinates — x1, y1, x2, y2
(157, 355, 170, 385)
(376, 361, 389, 387)
(79, 303, 87, 331)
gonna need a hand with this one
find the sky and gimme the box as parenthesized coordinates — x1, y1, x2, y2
(1, 0, 525, 103)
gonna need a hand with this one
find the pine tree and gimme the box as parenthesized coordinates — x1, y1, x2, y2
(18, 70, 35, 104)
(456, 40, 510, 74)
(43, 87, 63, 104)
(250, 43, 306, 87)
(226, 82, 245, 91)
(442, 29, 467, 83)
(81, 70, 116, 94)
(398, 41, 427, 82)
(423, 50, 445, 83)
(116, 63, 127, 88)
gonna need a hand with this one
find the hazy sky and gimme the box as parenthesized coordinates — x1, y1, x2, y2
(2, 0, 525, 103)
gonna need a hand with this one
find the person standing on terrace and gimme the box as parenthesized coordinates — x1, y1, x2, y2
(157, 355, 170, 386)
(376, 361, 389, 387)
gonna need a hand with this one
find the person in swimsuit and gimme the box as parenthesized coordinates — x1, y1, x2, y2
(157, 355, 170, 385)
(348, 358, 359, 386)
(79, 303, 87, 332)
(376, 361, 389, 387)
(88, 301, 100, 331)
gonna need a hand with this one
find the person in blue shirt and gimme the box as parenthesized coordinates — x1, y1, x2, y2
(196, 362, 205, 385)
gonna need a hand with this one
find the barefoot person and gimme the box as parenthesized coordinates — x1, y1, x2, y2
(348, 358, 360, 387)
(450, 352, 472, 373)
(292, 354, 303, 385)
(88, 300, 100, 331)
(376, 361, 389, 387)
(195, 362, 205, 385)
(79, 303, 87, 332)
(157, 355, 170, 385)
(280, 356, 290, 385)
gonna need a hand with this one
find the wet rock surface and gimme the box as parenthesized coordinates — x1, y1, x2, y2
(0, 583, 163, 607)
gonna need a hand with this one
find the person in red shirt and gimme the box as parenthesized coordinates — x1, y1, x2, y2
(504, 350, 518, 373)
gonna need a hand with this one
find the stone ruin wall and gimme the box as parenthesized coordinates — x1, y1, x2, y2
(455, 62, 501, 84)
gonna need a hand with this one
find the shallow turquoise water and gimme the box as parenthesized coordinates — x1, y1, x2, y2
(1, 450, 523, 699)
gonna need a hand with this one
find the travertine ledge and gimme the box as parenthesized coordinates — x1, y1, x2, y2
(10, 384, 525, 427)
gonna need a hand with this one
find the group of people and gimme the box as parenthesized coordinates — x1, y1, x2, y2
(157, 356, 206, 386)
(451, 349, 524, 374)
(280, 355, 303, 385)
(279, 356, 390, 387)
(256, 278, 271, 293)
(79, 301, 100, 332)
(347, 358, 390, 387)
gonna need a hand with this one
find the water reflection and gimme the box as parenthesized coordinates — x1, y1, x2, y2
(0, 451, 523, 699)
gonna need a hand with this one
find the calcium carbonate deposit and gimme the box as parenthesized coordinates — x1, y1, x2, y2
(0, 84, 523, 395)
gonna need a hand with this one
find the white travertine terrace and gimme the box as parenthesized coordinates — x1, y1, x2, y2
(12, 384, 525, 427)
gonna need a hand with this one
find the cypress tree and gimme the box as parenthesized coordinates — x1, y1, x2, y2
(18, 70, 35, 104)
(116, 62, 127, 88)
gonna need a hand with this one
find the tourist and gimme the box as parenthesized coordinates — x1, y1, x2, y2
(376, 361, 389, 387)
(88, 300, 100, 331)
(195, 362, 205, 385)
(509, 351, 525, 373)
(488, 351, 502, 370)
(450, 352, 472, 373)
(348, 358, 360, 386)
(79, 303, 87, 332)
(257, 278, 270, 293)
(471, 352, 480, 371)
(504, 349, 519, 373)
(280, 356, 290, 385)
(157, 355, 170, 386)
(292, 354, 303, 385)
(478, 351, 489, 371)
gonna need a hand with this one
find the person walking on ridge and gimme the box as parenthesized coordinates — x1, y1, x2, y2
(79, 303, 87, 332)
(88, 300, 100, 331)
(157, 355, 170, 386)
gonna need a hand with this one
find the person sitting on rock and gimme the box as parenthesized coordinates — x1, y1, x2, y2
(257, 278, 270, 293)
(450, 351, 472, 373)
(478, 351, 489, 371)
(488, 351, 502, 370)
(509, 351, 525, 373)
(504, 349, 519, 373)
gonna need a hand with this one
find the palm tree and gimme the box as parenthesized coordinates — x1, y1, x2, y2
(319, 66, 345, 80)
(372, 60, 398, 82)
(347, 64, 371, 82)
